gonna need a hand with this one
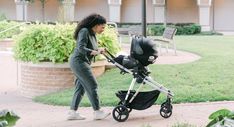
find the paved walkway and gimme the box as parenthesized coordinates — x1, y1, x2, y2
(1, 90, 234, 127)
(1, 46, 233, 127)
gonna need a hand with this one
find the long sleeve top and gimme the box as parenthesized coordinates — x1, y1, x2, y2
(72, 28, 98, 64)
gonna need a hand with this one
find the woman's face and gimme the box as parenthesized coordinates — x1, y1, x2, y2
(93, 24, 105, 34)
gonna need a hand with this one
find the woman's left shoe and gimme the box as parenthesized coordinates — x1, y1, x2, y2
(67, 110, 86, 120)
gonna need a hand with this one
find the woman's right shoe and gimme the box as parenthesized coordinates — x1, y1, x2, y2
(93, 110, 110, 120)
(67, 110, 86, 120)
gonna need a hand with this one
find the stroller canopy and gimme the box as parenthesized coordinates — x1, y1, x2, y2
(130, 36, 158, 66)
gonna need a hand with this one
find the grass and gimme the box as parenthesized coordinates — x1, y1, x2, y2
(34, 36, 234, 107)
(194, 31, 223, 36)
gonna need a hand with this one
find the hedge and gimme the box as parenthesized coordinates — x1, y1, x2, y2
(147, 23, 201, 36)
(116, 23, 201, 36)
(0, 21, 22, 40)
(13, 23, 120, 63)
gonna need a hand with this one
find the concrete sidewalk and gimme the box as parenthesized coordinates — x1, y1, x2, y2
(1, 90, 234, 127)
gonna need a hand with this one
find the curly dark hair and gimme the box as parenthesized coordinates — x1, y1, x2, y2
(74, 13, 107, 40)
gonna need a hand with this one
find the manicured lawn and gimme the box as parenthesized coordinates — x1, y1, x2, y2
(34, 36, 234, 107)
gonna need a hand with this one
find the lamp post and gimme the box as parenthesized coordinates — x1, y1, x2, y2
(142, 0, 147, 37)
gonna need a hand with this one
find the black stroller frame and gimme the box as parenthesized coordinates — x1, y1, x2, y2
(101, 36, 174, 122)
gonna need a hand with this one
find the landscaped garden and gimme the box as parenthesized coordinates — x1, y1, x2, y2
(34, 35, 234, 107)
(1, 20, 234, 127)
(1, 20, 233, 107)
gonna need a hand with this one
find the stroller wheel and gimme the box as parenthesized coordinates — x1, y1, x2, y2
(118, 101, 123, 105)
(161, 102, 173, 110)
(128, 108, 132, 113)
(112, 105, 129, 122)
(160, 104, 172, 118)
(118, 101, 132, 113)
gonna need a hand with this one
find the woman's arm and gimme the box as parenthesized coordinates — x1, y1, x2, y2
(77, 28, 93, 55)
(77, 28, 106, 56)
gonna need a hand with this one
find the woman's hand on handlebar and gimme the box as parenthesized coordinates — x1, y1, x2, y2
(98, 48, 106, 54)
(90, 50, 99, 56)
(90, 48, 106, 56)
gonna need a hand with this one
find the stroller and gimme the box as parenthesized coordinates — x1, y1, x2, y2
(102, 36, 174, 122)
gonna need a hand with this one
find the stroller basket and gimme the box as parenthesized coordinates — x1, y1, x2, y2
(116, 90, 160, 110)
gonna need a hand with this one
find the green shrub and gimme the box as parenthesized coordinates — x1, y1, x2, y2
(175, 24, 201, 35)
(117, 23, 201, 36)
(193, 24, 201, 34)
(0, 109, 20, 127)
(206, 109, 234, 127)
(14, 23, 120, 63)
(0, 21, 22, 40)
(147, 23, 201, 36)
(97, 25, 121, 55)
(183, 25, 195, 35)
(14, 23, 76, 63)
(147, 25, 165, 36)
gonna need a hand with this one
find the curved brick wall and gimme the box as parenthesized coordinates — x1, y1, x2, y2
(20, 62, 74, 98)
(0, 39, 15, 51)
(20, 61, 106, 98)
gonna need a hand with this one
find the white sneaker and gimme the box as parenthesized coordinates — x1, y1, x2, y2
(93, 110, 111, 120)
(67, 110, 86, 120)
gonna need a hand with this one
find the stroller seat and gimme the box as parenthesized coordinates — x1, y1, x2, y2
(114, 36, 158, 75)
(115, 36, 158, 68)
(113, 36, 158, 82)
(130, 36, 158, 66)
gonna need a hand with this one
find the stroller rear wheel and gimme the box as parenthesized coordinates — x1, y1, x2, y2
(160, 103, 172, 118)
(112, 105, 129, 122)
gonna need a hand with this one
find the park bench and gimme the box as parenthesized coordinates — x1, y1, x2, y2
(153, 27, 177, 55)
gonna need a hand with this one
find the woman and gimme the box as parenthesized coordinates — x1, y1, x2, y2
(67, 14, 110, 120)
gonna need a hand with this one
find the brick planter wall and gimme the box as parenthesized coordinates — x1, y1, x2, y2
(20, 62, 74, 98)
(0, 39, 15, 51)
(20, 60, 106, 98)
(91, 60, 106, 77)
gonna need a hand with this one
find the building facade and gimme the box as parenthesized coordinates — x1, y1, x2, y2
(0, 0, 234, 32)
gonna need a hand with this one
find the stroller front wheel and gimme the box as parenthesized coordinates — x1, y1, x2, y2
(112, 105, 129, 122)
(118, 101, 132, 113)
(160, 103, 172, 118)
(161, 102, 173, 110)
